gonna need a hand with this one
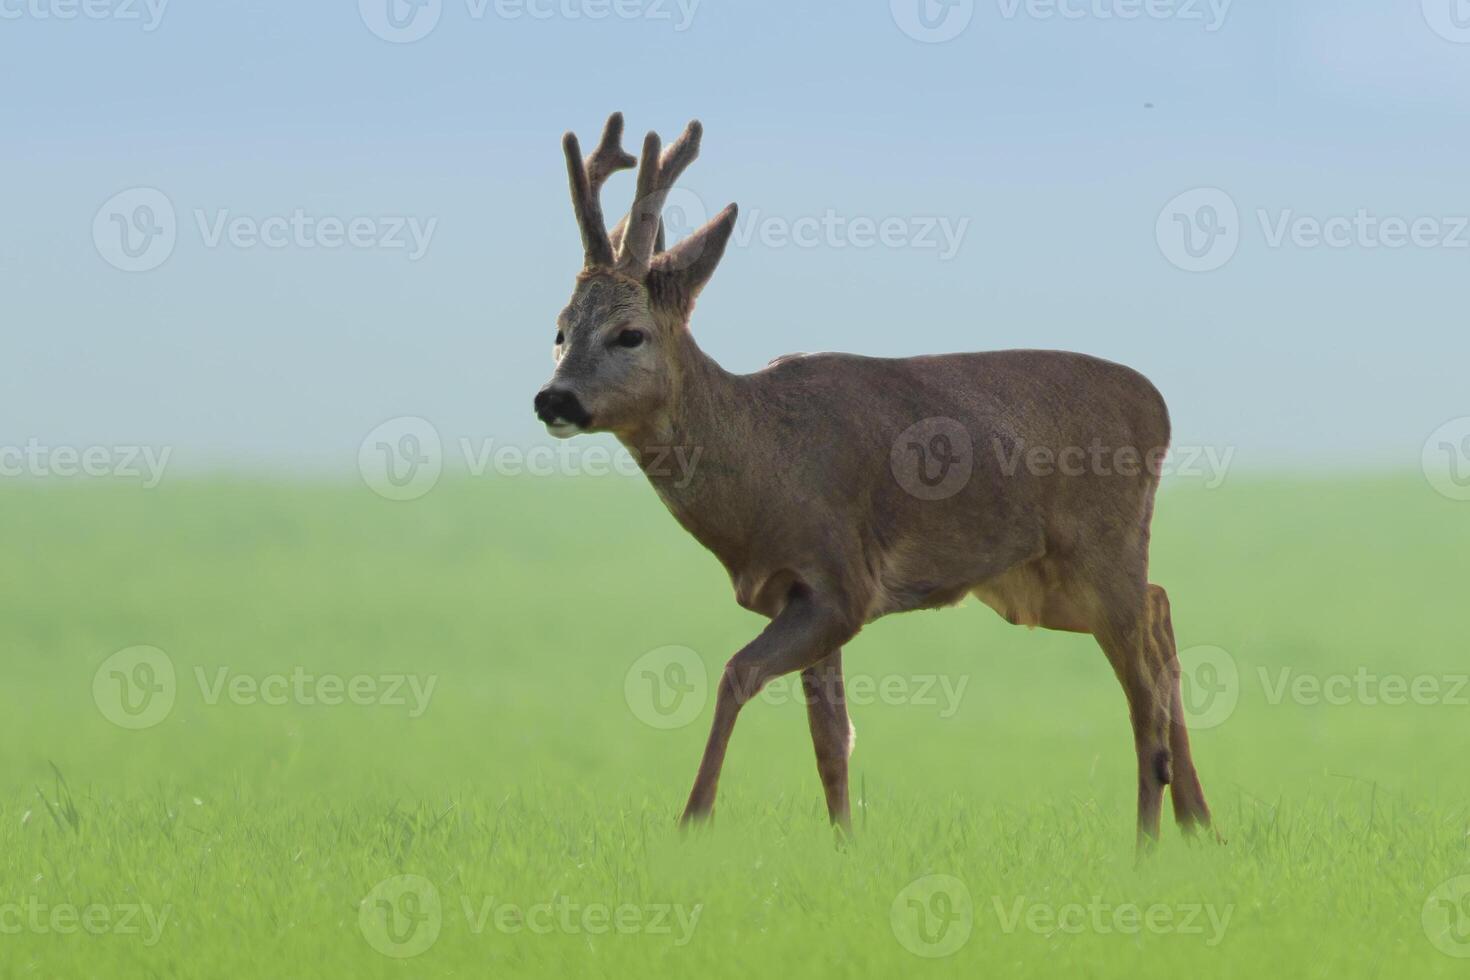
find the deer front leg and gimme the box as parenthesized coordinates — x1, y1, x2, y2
(801, 650, 853, 832)
(681, 591, 855, 826)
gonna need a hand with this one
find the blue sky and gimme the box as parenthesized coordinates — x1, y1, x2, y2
(4, 0, 1469, 474)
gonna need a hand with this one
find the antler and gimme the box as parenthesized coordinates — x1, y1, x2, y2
(616, 121, 701, 276)
(564, 113, 724, 298)
(585, 112, 637, 196)
(563, 113, 637, 269)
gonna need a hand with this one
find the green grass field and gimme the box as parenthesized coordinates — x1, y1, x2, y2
(3, 472, 1468, 978)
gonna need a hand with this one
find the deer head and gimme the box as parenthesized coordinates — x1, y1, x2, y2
(534, 113, 738, 440)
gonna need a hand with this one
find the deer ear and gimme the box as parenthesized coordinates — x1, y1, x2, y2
(647, 204, 738, 317)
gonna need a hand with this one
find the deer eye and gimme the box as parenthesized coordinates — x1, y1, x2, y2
(614, 328, 645, 349)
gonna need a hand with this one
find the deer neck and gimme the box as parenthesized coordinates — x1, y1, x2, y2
(616, 335, 758, 556)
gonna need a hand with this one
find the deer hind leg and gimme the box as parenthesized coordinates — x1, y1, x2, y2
(1091, 579, 1173, 848)
(801, 649, 853, 832)
(1147, 584, 1213, 832)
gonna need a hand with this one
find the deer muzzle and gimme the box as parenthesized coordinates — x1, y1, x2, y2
(533, 386, 593, 437)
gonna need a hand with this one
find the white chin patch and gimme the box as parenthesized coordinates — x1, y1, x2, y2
(545, 421, 582, 439)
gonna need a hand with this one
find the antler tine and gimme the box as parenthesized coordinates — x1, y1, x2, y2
(617, 120, 703, 275)
(585, 112, 637, 193)
(563, 131, 615, 268)
(658, 119, 702, 189)
(617, 131, 664, 276)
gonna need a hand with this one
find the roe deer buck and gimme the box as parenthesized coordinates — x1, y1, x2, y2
(533, 113, 1213, 846)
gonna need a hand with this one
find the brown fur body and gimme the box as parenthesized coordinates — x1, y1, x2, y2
(629, 346, 1165, 627)
(538, 115, 1213, 846)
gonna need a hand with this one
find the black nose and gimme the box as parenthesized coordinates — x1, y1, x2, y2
(534, 387, 591, 427)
